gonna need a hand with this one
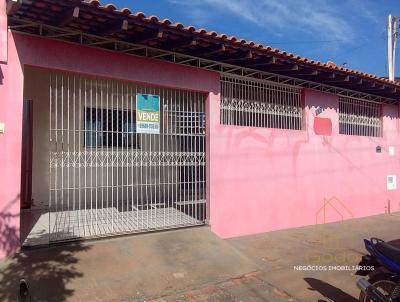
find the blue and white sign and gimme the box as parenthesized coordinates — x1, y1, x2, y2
(136, 94, 160, 134)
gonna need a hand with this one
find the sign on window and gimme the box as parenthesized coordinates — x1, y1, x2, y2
(136, 94, 160, 134)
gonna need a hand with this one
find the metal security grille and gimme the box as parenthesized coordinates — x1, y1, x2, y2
(220, 75, 303, 130)
(339, 96, 382, 137)
(49, 72, 206, 242)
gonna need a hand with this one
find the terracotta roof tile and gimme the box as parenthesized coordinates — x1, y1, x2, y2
(85, 0, 101, 7)
(146, 15, 159, 22)
(132, 12, 145, 18)
(172, 22, 184, 29)
(102, 4, 117, 11)
(25, 0, 400, 88)
(161, 19, 172, 26)
(119, 8, 132, 15)
(184, 25, 196, 32)
(206, 31, 218, 37)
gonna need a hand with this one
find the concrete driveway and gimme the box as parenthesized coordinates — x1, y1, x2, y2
(0, 227, 289, 302)
(228, 212, 400, 302)
(0, 212, 399, 301)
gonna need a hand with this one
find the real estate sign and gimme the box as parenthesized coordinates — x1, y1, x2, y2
(136, 94, 160, 134)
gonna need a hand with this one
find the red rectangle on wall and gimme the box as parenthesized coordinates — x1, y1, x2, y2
(314, 117, 332, 136)
(0, 0, 7, 63)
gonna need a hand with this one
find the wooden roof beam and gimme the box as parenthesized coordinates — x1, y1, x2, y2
(380, 86, 397, 93)
(130, 29, 165, 44)
(337, 78, 363, 86)
(362, 84, 386, 91)
(189, 44, 226, 56)
(54, 6, 80, 27)
(218, 50, 253, 62)
(6, 0, 22, 15)
(284, 68, 319, 76)
(163, 38, 198, 51)
(353, 81, 376, 91)
(96, 19, 129, 36)
(268, 64, 299, 72)
(324, 75, 350, 83)
(247, 56, 277, 67)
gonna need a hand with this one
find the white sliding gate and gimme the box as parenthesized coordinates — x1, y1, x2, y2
(48, 72, 206, 242)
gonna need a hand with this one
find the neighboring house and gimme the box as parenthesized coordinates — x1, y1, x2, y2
(0, 0, 399, 258)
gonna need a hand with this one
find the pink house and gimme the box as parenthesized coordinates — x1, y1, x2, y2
(1, 0, 399, 259)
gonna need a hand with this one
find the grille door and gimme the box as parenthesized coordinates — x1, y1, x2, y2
(48, 72, 206, 242)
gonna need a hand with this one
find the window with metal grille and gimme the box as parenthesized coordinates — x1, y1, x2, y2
(85, 107, 138, 148)
(339, 96, 382, 137)
(164, 104, 206, 135)
(220, 75, 303, 130)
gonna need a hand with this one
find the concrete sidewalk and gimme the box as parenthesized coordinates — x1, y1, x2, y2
(229, 212, 400, 302)
(0, 213, 399, 301)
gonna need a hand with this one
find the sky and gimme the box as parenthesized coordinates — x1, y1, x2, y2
(111, 0, 400, 77)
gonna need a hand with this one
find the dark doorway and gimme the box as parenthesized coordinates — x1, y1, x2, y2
(21, 99, 33, 209)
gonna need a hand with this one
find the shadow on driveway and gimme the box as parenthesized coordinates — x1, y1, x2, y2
(388, 239, 400, 248)
(0, 196, 91, 301)
(0, 239, 90, 302)
(305, 277, 358, 302)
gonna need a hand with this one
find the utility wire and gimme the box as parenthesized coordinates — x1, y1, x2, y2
(329, 29, 387, 60)
(268, 27, 387, 47)
(269, 39, 351, 45)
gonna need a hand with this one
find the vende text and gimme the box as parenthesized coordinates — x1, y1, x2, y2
(138, 111, 159, 122)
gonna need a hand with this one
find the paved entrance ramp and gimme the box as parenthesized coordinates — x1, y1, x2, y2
(21, 207, 201, 247)
(0, 227, 263, 302)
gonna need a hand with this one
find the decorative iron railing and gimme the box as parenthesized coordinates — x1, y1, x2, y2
(220, 75, 303, 130)
(339, 96, 382, 137)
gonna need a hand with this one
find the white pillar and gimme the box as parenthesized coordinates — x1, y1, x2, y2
(388, 14, 397, 81)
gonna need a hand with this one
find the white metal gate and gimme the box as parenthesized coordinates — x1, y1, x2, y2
(48, 72, 206, 242)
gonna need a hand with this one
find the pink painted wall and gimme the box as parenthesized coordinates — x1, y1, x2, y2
(0, 32, 219, 258)
(0, 0, 6, 63)
(209, 88, 400, 238)
(0, 34, 24, 258)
